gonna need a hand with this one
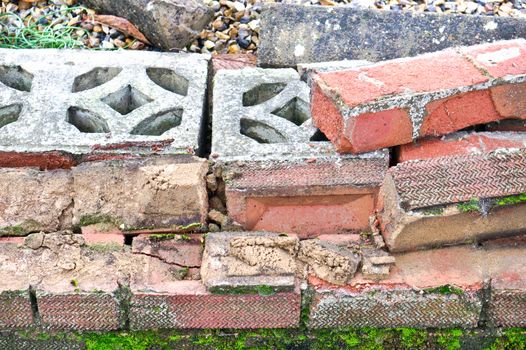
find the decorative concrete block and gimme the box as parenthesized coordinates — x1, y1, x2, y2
(212, 68, 388, 236)
(0, 49, 209, 160)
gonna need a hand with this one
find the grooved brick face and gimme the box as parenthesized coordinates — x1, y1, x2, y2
(398, 132, 526, 163)
(462, 40, 526, 78)
(316, 49, 488, 107)
(0, 293, 33, 329)
(420, 89, 500, 137)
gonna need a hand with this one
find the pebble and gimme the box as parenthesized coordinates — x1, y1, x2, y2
(1, 0, 524, 55)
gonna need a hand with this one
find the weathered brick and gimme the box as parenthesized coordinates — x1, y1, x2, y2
(378, 149, 526, 252)
(462, 39, 526, 78)
(130, 281, 301, 330)
(72, 156, 208, 229)
(81, 224, 124, 246)
(132, 234, 203, 267)
(0, 168, 73, 236)
(487, 246, 526, 327)
(201, 232, 298, 292)
(487, 119, 526, 132)
(37, 293, 120, 331)
(0, 151, 77, 170)
(0, 291, 33, 330)
(397, 132, 526, 163)
(213, 68, 388, 236)
(311, 39, 526, 153)
(308, 246, 485, 328)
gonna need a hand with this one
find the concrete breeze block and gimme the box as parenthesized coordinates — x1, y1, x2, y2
(311, 39, 526, 153)
(378, 149, 526, 252)
(0, 48, 209, 159)
(212, 68, 388, 236)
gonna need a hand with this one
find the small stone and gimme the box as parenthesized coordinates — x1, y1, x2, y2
(209, 223, 221, 232)
(234, 2, 246, 12)
(204, 40, 215, 50)
(208, 209, 229, 227)
(24, 232, 45, 250)
(114, 39, 126, 48)
(206, 174, 218, 192)
(227, 43, 240, 53)
(93, 24, 103, 33)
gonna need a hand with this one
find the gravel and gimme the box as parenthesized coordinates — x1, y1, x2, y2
(1, 0, 525, 53)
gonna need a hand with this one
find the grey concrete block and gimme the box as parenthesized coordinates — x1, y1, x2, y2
(0, 49, 209, 155)
(211, 67, 386, 162)
(258, 4, 526, 67)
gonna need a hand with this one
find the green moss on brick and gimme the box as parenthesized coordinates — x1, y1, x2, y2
(209, 285, 278, 296)
(495, 193, 526, 207)
(424, 285, 465, 296)
(79, 214, 122, 227)
(457, 198, 480, 213)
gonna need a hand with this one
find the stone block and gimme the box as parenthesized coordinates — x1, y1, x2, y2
(201, 232, 298, 293)
(130, 281, 301, 330)
(397, 132, 526, 163)
(212, 68, 388, 236)
(258, 4, 526, 67)
(311, 39, 526, 153)
(378, 149, 526, 252)
(0, 49, 209, 162)
(72, 156, 208, 229)
(0, 168, 73, 236)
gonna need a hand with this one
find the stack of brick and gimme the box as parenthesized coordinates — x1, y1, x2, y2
(306, 39, 526, 328)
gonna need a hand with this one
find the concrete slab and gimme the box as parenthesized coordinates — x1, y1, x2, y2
(258, 4, 526, 67)
(0, 49, 209, 156)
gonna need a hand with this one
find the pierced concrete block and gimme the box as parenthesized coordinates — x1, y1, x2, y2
(211, 68, 389, 236)
(0, 49, 209, 156)
(201, 232, 298, 293)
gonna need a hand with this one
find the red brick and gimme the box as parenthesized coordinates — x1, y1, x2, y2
(0, 291, 33, 329)
(347, 108, 413, 153)
(0, 151, 77, 170)
(398, 132, 526, 163)
(487, 247, 526, 327)
(130, 281, 301, 329)
(0, 237, 25, 245)
(308, 245, 485, 328)
(462, 39, 526, 78)
(224, 157, 388, 238)
(81, 225, 124, 246)
(132, 234, 203, 267)
(420, 89, 500, 137)
(316, 49, 487, 108)
(311, 83, 354, 152)
(487, 119, 526, 132)
(490, 82, 526, 119)
(312, 40, 526, 153)
(211, 53, 256, 73)
(37, 293, 120, 331)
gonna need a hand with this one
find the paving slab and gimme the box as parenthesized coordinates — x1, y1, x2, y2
(258, 4, 526, 67)
(212, 68, 388, 236)
(378, 149, 526, 252)
(0, 49, 209, 160)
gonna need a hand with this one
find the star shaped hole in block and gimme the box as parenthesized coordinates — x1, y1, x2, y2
(102, 85, 153, 115)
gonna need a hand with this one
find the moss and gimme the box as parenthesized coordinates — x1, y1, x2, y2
(0, 219, 41, 236)
(87, 243, 122, 252)
(148, 233, 177, 241)
(9, 328, 526, 350)
(457, 198, 480, 213)
(495, 193, 526, 207)
(422, 206, 444, 216)
(436, 329, 463, 350)
(209, 285, 278, 296)
(424, 285, 465, 296)
(79, 214, 122, 227)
